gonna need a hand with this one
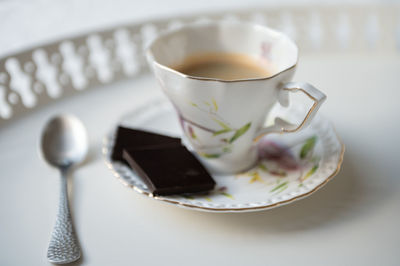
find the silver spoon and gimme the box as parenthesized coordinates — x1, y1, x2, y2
(41, 114, 88, 264)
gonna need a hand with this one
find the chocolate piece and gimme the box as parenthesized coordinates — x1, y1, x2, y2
(123, 146, 216, 196)
(111, 126, 181, 162)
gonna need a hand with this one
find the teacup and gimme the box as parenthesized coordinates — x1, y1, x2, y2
(147, 21, 326, 174)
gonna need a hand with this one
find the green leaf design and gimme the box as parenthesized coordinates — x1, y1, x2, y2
(222, 146, 232, 153)
(258, 164, 268, 172)
(190, 102, 198, 107)
(205, 197, 212, 202)
(203, 101, 211, 107)
(200, 153, 221, 159)
(213, 129, 232, 136)
(221, 192, 234, 199)
(212, 118, 231, 130)
(302, 164, 319, 181)
(277, 183, 289, 193)
(300, 136, 317, 159)
(183, 195, 194, 200)
(229, 122, 251, 143)
(270, 181, 289, 193)
(212, 98, 218, 111)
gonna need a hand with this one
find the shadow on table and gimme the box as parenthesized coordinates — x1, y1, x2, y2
(175, 148, 391, 234)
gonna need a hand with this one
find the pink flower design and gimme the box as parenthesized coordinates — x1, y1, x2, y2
(257, 139, 299, 170)
(261, 42, 272, 60)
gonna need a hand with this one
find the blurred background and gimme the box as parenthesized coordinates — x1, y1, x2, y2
(0, 0, 398, 57)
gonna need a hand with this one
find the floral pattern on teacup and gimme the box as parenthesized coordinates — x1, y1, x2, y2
(178, 99, 252, 159)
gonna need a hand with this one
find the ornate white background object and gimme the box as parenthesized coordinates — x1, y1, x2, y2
(0, 6, 399, 127)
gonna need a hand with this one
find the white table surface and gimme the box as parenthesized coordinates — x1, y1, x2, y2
(1, 1, 400, 266)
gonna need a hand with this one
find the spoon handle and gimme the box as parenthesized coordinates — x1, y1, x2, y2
(47, 169, 81, 264)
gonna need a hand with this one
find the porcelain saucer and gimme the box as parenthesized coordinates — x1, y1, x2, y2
(103, 97, 344, 212)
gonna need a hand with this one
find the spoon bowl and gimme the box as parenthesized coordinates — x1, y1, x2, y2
(41, 115, 88, 168)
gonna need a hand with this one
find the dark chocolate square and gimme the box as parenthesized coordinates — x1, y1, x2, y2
(111, 126, 181, 162)
(122, 146, 216, 196)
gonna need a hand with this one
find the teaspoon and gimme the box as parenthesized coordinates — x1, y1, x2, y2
(40, 114, 88, 264)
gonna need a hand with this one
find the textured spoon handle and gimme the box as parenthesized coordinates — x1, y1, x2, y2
(47, 170, 81, 264)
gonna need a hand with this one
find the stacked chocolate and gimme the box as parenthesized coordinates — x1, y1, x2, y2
(111, 126, 215, 196)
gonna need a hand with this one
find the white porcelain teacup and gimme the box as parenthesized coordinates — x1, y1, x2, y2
(147, 21, 326, 174)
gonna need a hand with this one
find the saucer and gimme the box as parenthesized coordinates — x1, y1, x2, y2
(103, 97, 344, 212)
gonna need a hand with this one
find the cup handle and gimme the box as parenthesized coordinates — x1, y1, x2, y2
(254, 82, 326, 142)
